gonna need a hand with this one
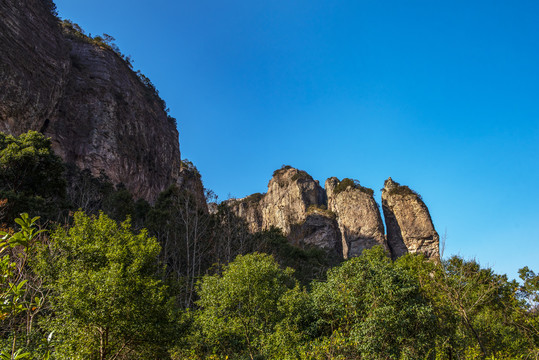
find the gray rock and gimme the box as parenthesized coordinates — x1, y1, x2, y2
(381, 177, 439, 260)
(326, 177, 388, 259)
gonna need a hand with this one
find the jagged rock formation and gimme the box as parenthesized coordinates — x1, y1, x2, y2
(260, 167, 326, 235)
(382, 177, 439, 260)
(0, 0, 181, 202)
(326, 177, 388, 259)
(228, 167, 439, 261)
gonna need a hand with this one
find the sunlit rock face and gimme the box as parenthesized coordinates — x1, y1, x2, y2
(229, 169, 440, 261)
(326, 177, 388, 259)
(0, 0, 181, 202)
(260, 166, 326, 235)
(381, 177, 440, 260)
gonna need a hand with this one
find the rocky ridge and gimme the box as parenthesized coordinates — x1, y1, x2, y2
(0, 0, 182, 202)
(228, 166, 439, 260)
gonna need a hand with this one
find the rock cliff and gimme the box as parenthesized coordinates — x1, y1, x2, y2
(260, 166, 326, 235)
(228, 167, 439, 261)
(226, 193, 264, 233)
(381, 178, 439, 260)
(0, 0, 181, 202)
(326, 177, 388, 259)
(289, 209, 342, 256)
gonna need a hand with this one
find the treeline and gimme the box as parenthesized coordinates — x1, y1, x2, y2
(0, 131, 538, 359)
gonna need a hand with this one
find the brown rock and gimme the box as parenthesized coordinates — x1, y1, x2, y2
(0, 1, 181, 202)
(326, 177, 388, 258)
(289, 209, 342, 256)
(381, 177, 439, 260)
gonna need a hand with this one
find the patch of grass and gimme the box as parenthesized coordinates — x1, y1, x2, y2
(243, 193, 264, 203)
(333, 178, 374, 197)
(307, 205, 336, 219)
(291, 170, 311, 182)
(273, 165, 293, 177)
(383, 179, 422, 199)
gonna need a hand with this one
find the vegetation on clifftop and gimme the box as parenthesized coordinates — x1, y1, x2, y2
(333, 178, 375, 197)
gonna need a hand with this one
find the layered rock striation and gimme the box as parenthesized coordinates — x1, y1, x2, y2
(0, 0, 181, 202)
(382, 177, 439, 260)
(227, 167, 439, 260)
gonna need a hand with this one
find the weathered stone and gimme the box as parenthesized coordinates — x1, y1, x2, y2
(226, 193, 264, 233)
(260, 166, 326, 235)
(0, 0, 70, 134)
(0, 0, 181, 202)
(381, 177, 439, 260)
(326, 177, 388, 259)
(288, 208, 342, 256)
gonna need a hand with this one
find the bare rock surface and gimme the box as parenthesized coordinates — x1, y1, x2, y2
(288, 209, 342, 256)
(0, 0, 181, 202)
(381, 177, 439, 260)
(260, 166, 326, 235)
(326, 177, 388, 258)
(225, 193, 264, 233)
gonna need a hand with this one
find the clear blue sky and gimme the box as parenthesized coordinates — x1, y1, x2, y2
(54, 0, 539, 280)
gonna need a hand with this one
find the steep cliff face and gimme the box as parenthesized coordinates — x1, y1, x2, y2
(381, 177, 439, 260)
(260, 167, 326, 235)
(225, 193, 264, 233)
(326, 177, 388, 258)
(0, 0, 181, 202)
(0, 0, 70, 134)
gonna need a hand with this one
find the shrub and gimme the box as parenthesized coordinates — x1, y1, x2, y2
(333, 178, 374, 197)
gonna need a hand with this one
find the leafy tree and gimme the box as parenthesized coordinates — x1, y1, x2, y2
(0, 214, 50, 359)
(396, 253, 538, 359)
(190, 253, 313, 360)
(309, 246, 437, 359)
(0, 131, 66, 224)
(147, 185, 213, 308)
(37, 211, 175, 360)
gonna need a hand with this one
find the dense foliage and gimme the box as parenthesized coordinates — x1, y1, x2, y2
(0, 131, 66, 224)
(0, 131, 537, 359)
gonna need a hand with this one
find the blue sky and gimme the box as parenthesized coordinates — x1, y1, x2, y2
(54, 0, 539, 280)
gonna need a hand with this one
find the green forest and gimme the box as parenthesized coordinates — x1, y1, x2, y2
(1, 131, 538, 359)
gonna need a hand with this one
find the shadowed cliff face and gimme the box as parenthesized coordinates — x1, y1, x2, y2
(381, 177, 439, 260)
(0, 0, 70, 134)
(0, 0, 181, 202)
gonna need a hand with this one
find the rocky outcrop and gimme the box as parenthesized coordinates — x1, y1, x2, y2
(0, 0, 181, 202)
(326, 177, 388, 259)
(382, 177, 439, 260)
(260, 166, 326, 235)
(226, 193, 264, 233)
(228, 168, 439, 261)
